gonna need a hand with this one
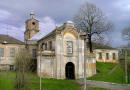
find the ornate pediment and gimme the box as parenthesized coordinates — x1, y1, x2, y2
(63, 26, 79, 39)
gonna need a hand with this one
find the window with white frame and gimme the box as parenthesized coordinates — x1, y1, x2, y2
(67, 41, 73, 54)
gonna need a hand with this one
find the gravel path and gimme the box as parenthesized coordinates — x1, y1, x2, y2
(77, 79, 130, 90)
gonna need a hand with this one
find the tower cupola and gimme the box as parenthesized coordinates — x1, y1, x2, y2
(24, 11, 40, 41)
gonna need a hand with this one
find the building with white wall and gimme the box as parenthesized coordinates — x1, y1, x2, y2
(92, 43, 118, 63)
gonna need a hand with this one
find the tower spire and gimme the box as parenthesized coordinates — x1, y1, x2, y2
(30, 11, 35, 19)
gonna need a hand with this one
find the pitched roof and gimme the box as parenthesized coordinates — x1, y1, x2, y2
(0, 34, 24, 45)
(92, 42, 116, 50)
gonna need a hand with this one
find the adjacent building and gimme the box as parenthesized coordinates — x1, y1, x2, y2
(93, 43, 119, 63)
(0, 35, 25, 70)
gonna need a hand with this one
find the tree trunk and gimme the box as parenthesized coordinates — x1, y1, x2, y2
(88, 35, 93, 53)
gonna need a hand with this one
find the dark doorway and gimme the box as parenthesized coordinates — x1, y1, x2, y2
(65, 62, 75, 79)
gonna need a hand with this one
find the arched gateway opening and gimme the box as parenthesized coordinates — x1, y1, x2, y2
(65, 62, 75, 79)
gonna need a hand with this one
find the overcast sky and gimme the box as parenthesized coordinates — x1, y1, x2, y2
(0, 0, 130, 47)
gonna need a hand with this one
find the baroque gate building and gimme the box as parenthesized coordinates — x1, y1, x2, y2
(25, 12, 96, 79)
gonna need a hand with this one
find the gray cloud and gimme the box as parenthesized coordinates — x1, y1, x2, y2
(0, 0, 130, 47)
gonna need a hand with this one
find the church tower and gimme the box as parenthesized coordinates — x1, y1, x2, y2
(24, 11, 39, 41)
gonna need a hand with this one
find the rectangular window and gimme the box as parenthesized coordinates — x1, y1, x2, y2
(99, 52, 102, 59)
(106, 53, 109, 60)
(10, 48, 15, 57)
(41, 43, 44, 50)
(52, 41, 55, 50)
(67, 41, 73, 54)
(45, 43, 47, 50)
(113, 53, 116, 60)
(32, 49, 37, 58)
(49, 41, 52, 50)
(0, 48, 4, 57)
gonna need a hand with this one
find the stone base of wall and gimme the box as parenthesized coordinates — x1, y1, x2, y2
(86, 53, 96, 77)
(0, 64, 15, 71)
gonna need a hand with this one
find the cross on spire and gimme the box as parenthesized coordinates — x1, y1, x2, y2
(30, 11, 35, 19)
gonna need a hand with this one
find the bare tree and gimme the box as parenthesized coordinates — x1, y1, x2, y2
(14, 49, 32, 90)
(122, 27, 130, 41)
(74, 2, 113, 53)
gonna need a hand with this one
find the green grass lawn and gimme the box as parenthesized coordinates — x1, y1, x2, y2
(88, 62, 128, 84)
(0, 72, 82, 90)
(1, 62, 129, 90)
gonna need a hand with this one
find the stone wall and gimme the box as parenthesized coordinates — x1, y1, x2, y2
(37, 56, 55, 78)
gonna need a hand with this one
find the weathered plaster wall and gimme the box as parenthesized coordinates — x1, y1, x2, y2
(94, 49, 118, 63)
